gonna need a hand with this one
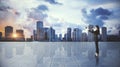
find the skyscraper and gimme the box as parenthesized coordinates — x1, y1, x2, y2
(81, 32, 88, 41)
(44, 28, 49, 41)
(88, 25, 94, 41)
(55, 34, 59, 41)
(36, 21, 44, 41)
(37, 21, 43, 29)
(59, 34, 62, 41)
(47, 27, 55, 41)
(67, 28, 72, 41)
(72, 28, 82, 41)
(101, 27, 107, 41)
(63, 33, 67, 41)
(16, 29, 25, 41)
(5, 26, 13, 39)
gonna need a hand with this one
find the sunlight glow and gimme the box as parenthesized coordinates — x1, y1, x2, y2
(13, 34, 17, 38)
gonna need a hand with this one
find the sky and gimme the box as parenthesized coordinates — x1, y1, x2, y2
(0, 0, 120, 38)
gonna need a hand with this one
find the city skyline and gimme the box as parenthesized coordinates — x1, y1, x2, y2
(0, 0, 120, 38)
(0, 20, 120, 38)
(0, 21, 120, 42)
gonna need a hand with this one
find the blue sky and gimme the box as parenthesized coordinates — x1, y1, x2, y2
(0, 0, 120, 37)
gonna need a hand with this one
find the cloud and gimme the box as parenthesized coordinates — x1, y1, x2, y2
(104, 18, 120, 35)
(90, 7, 112, 16)
(37, 5, 49, 11)
(0, 0, 11, 11)
(0, 5, 11, 11)
(28, 5, 48, 21)
(28, 11, 48, 21)
(98, 15, 109, 20)
(0, 0, 10, 19)
(82, 7, 112, 27)
(83, 0, 120, 5)
(28, 5, 48, 20)
(102, 6, 120, 35)
(45, 0, 62, 5)
(0, 0, 18, 26)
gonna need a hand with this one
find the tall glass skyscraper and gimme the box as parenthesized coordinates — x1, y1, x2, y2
(36, 21, 44, 41)
(72, 28, 81, 41)
(47, 27, 55, 41)
(37, 21, 43, 29)
(67, 28, 72, 41)
(81, 32, 87, 41)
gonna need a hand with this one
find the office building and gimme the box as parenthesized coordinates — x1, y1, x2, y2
(47, 27, 55, 41)
(55, 34, 59, 41)
(36, 21, 44, 41)
(88, 25, 94, 41)
(44, 28, 49, 41)
(81, 32, 87, 41)
(37, 28, 44, 41)
(59, 34, 62, 41)
(5, 26, 13, 40)
(16, 29, 25, 41)
(101, 27, 107, 41)
(72, 28, 82, 41)
(63, 33, 67, 41)
(67, 28, 72, 41)
(37, 21, 43, 29)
